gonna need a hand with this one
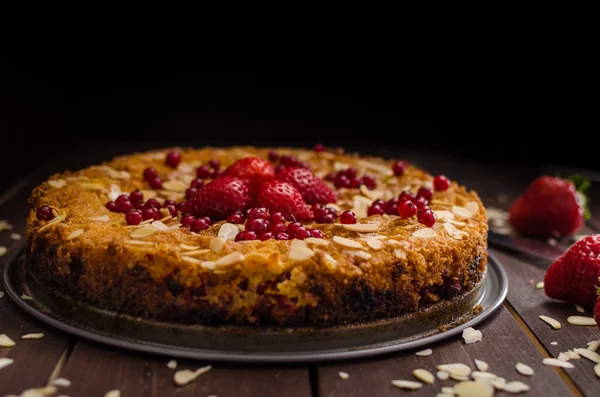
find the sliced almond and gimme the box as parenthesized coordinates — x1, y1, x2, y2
(575, 304, 585, 313)
(130, 225, 159, 239)
(452, 205, 473, 219)
(0, 247, 7, 257)
(66, 229, 84, 240)
(567, 316, 597, 326)
(542, 358, 574, 368)
(167, 360, 178, 369)
(435, 210, 455, 221)
(322, 252, 337, 267)
(181, 249, 211, 257)
(454, 381, 493, 397)
(339, 223, 379, 233)
(437, 371, 449, 380)
(342, 249, 372, 260)
(394, 249, 407, 260)
(305, 237, 329, 246)
(450, 374, 470, 381)
(441, 386, 454, 394)
(412, 369, 434, 384)
(415, 348, 432, 357)
(218, 223, 239, 241)
(391, 380, 422, 390)
(108, 184, 123, 201)
(38, 214, 66, 232)
(180, 243, 200, 251)
(539, 315, 561, 329)
(182, 257, 202, 266)
(201, 261, 216, 270)
(80, 182, 104, 191)
(503, 381, 530, 393)
(587, 340, 600, 351)
(535, 281, 544, 289)
(215, 252, 244, 268)
(237, 224, 246, 231)
(412, 228, 436, 238)
(21, 333, 44, 339)
(338, 371, 349, 380)
(475, 359, 489, 372)
(558, 350, 580, 361)
(462, 327, 482, 344)
(437, 363, 471, 377)
(289, 240, 315, 262)
(151, 220, 169, 231)
(162, 180, 188, 192)
(365, 238, 383, 250)
(595, 363, 600, 379)
(11, 233, 22, 240)
(444, 222, 466, 240)
(106, 167, 130, 180)
(173, 365, 213, 386)
(359, 184, 384, 200)
(124, 240, 154, 246)
(89, 215, 110, 222)
(210, 237, 226, 253)
(0, 358, 14, 370)
(0, 334, 16, 347)
(21, 294, 32, 301)
(465, 201, 479, 216)
(51, 377, 71, 387)
(573, 348, 600, 363)
(48, 179, 67, 189)
(515, 362, 534, 376)
(471, 371, 496, 381)
(490, 377, 506, 390)
(333, 236, 363, 248)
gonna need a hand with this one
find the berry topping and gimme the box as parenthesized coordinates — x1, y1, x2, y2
(433, 175, 450, 191)
(125, 210, 143, 225)
(223, 157, 275, 193)
(367, 204, 384, 216)
(191, 218, 210, 232)
(143, 167, 158, 181)
(417, 187, 433, 201)
(186, 187, 199, 199)
(339, 210, 357, 224)
(313, 143, 325, 152)
(190, 178, 204, 189)
(268, 151, 280, 162)
(145, 199, 161, 209)
(270, 222, 287, 235)
(118, 199, 133, 214)
(254, 180, 313, 220)
(36, 206, 54, 221)
(275, 232, 290, 240)
(208, 159, 220, 169)
(310, 229, 324, 238)
(413, 196, 428, 210)
(235, 230, 258, 241)
(246, 207, 269, 221)
(287, 222, 303, 234)
(181, 214, 195, 227)
(332, 168, 377, 190)
(177, 201, 195, 215)
(361, 174, 377, 190)
(227, 210, 245, 224)
(392, 160, 408, 176)
(196, 165, 212, 179)
(398, 200, 417, 218)
(276, 167, 336, 204)
(192, 176, 250, 220)
(246, 218, 270, 234)
(165, 151, 181, 168)
(398, 191, 415, 203)
(293, 226, 311, 240)
(115, 194, 129, 206)
(417, 208, 436, 227)
(268, 212, 286, 225)
(279, 155, 308, 169)
(148, 177, 163, 190)
(163, 199, 176, 207)
(385, 198, 400, 215)
(105, 201, 118, 212)
(164, 204, 178, 217)
(142, 207, 159, 221)
(130, 190, 144, 202)
(258, 232, 274, 241)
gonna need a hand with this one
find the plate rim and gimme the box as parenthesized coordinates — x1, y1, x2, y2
(3, 250, 508, 363)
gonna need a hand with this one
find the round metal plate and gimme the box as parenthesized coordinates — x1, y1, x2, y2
(4, 252, 507, 363)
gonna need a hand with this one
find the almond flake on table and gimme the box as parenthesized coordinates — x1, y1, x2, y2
(0, 246, 7, 257)
(567, 316, 597, 326)
(573, 348, 600, 363)
(436, 371, 449, 380)
(11, 233, 22, 240)
(503, 381, 530, 393)
(415, 348, 433, 356)
(454, 380, 493, 397)
(174, 365, 212, 386)
(0, 357, 14, 370)
(515, 362, 534, 376)
(437, 363, 471, 377)
(462, 327, 482, 344)
(542, 358, 575, 368)
(595, 363, 600, 379)
(105, 390, 120, 397)
(167, 360, 178, 369)
(0, 220, 13, 231)
(21, 333, 44, 339)
(475, 359, 489, 372)
(338, 371, 349, 380)
(558, 350, 580, 361)
(575, 304, 585, 313)
(471, 371, 497, 381)
(0, 334, 16, 347)
(535, 281, 544, 289)
(587, 340, 600, 351)
(539, 315, 561, 329)
(490, 377, 506, 390)
(412, 369, 434, 384)
(551, 341, 558, 345)
(51, 378, 71, 387)
(0, 291, 4, 299)
(391, 380, 422, 390)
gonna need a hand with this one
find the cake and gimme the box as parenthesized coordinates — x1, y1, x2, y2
(25, 146, 488, 326)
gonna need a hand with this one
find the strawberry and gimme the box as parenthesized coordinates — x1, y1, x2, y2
(192, 176, 250, 219)
(544, 235, 600, 307)
(275, 167, 336, 204)
(223, 157, 275, 193)
(509, 175, 591, 237)
(254, 180, 314, 220)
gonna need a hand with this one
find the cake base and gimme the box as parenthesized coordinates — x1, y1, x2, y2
(4, 250, 507, 363)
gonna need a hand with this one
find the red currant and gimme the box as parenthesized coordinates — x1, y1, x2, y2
(246, 218, 270, 234)
(392, 160, 408, 176)
(339, 211, 357, 224)
(227, 211, 245, 224)
(367, 205, 384, 216)
(165, 151, 181, 168)
(314, 143, 325, 152)
(258, 232, 274, 241)
(105, 201, 118, 212)
(36, 206, 54, 221)
(433, 175, 450, 191)
(417, 187, 433, 201)
(309, 229, 323, 238)
(143, 167, 158, 181)
(417, 208, 436, 227)
(130, 190, 143, 202)
(398, 200, 417, 218)
(125, 210, 143, 225)
(181, 214, 195, 227)
(270, 222, 287, 235)
(293, 227, 311, 239)
(196, 165, 212, 178)
(235, 230, 257, 241)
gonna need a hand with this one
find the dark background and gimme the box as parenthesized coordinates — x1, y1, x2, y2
(1, 69, 596, 193)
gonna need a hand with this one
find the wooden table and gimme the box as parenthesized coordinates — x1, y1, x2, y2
(1, 146, 600, 397)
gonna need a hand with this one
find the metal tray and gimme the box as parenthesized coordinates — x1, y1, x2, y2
(4, 250, 507, 363)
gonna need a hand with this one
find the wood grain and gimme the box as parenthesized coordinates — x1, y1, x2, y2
(60, 341, 312, 397)
(317, 306, 573, 397)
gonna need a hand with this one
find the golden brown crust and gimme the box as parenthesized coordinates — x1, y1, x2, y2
(25, 146, 488, 326)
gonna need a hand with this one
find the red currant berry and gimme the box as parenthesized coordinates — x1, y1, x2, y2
(367, 205, 384, 216)
(287, 222, 303, 235)
(417, 208, 436, 227)
(196, 165, 212, 178)
(235, 230, 257, 241)
(165, 151, 181, 168)
(145, 198, 161, 209)
(313, 143, 325, 152)
(398, 200, 417, 218)
(125, 210, 143, 225)
(270, 222, 287, 235)
(339, 211, 357, 224)
(191, 219, 210, 232)
(433, 175, 450, 191)
(149, 177, 163, 189)
(316, 213, 336, 224)
(133, 201, 145, 210)
(115, 194, 129, 206)
(118, 200, 133, 213)
(385, 198, 400, 215)
(294, 227, 311, 239)
(164, 204, 178, 217)
(268, 151, 280, 162)
(246, 208, 269, 221)
(398, 191, 415, 203)
(181, 214, 195, 227)
(190, 178, 204, 189)
(105, 201, 118, 212)
(362, 174, 377, 189)
(334, 174, 351, 188)
(143, 167, 158, 181)
(268, 212, 286, 225)
(198, 216, 212, 226)
(208, 159, 220, 169)
(177, 201, 195, 215)
(246, 218, 270, 233)
(130, 190, 143, 202)
(392, 160, 408, 176)
(258, 232, 274, 241)
(275, 232, 290, 240)
(163, 200, 176, 207)
(309, 229, 323, 238)
(227, 211, 245, 224)
(417, 187, 433, 201)
(186, 187, 198, 199)
(142, 207, 159, 221)
(413, 196, 428, 209)
(36, 206, 54, 221)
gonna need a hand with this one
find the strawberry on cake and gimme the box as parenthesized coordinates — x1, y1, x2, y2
(25, 146, 488, 326)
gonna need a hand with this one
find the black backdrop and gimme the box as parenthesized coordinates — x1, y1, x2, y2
(1, 70, 596, 193)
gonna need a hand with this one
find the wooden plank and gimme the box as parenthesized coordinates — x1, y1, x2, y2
(494, 249, 600, 396)
(317, 305, 574, 396)
(60, 341, 312, 397)
(0, 182, 72, 395)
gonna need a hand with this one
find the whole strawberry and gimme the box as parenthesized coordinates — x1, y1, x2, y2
(192, 176, 250, 219)
(223, 157, 275, 193)
(255, 180, 314, 220)
(544, 235, 600, 307)
(510, 175, 590, 237)
(275, 167, 336, 204)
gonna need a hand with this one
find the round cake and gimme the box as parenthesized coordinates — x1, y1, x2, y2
(25, 146, 488, 326)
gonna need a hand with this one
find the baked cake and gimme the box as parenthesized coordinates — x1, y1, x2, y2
(25, 146, 488, 326)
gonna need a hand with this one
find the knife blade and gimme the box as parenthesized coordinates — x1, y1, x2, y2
(487, 230, 565, 268)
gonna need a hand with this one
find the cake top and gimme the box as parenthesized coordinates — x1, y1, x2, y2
(27, 146, 487, 279)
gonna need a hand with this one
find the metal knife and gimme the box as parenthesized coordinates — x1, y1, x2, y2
(487, 230, 565, 268)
